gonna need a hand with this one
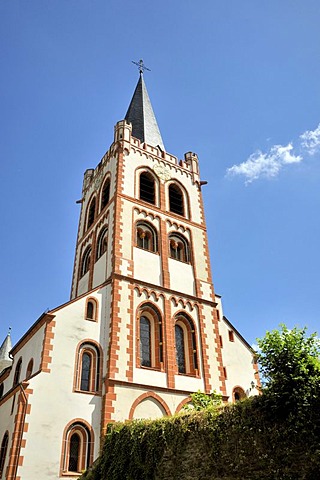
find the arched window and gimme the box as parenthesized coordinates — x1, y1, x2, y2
(169, 183, 184, 216)
(75, 342, 101, 393)
(233, 387, 246, 402)
(175, 324, 186, 374)
(85, 298, 98, 321)
(138, 305, 163, 370)
(81, 247, 91, 277)
(68, 433, 80, 472)
(13, 357, 22, 387)
(96, 227, 108, 260)
(101, 177, 110, 210)
(80, 353, 91, 391)
(26, 359, 33, 379)
(87, 197, 96, 230)
(174, 314, 198, 376)
(136, 222, 158, 252)
(169, 234, 190, 263)
(140, 316, 151, 367)
(0, 432, 9, 478)
(62, 422, 93, 474)
(139, 171, 155, 204)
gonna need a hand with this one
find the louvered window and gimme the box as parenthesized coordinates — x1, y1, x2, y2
(169, 184, 184, 216)
(140, 172, 155, 204)
(101, 178, 110, 210)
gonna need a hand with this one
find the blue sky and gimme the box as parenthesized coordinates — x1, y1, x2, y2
(1, 1, 319, 348)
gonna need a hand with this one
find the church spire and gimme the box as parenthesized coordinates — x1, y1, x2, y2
(125, 61, 165, 150)
(0, 328, 12, 373)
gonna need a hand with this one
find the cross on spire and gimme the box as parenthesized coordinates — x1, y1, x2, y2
(132, 59, 151, 75)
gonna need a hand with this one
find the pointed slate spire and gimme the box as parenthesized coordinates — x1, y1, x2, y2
(0, 328, 12, 373)
(125, 72, 165, 150)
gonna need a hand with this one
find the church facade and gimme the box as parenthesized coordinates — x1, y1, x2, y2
(0, 70, 259, 479)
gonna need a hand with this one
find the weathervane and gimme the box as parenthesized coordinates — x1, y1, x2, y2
(132, 59, 151, 74)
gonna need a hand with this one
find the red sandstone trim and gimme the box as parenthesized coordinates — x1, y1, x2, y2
(175, 396, 192, 413)
(128, 391, 171, 419)
(40, 318, 56, 374)
(6, 383, 32, 480)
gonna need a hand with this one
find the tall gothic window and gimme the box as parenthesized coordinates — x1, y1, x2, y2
(101, 177, 110, 210)
(0, 432, 9, 478)
(75, 342, 101, 393)
(80, 353, 91, 391)
(175, 324, 186, 374)
(87, 197, 96, 230)
(62, 422, 93, 474)
(169, 234, 190, 263)
(96, 227, 108, 260)
(174, 314, 198, 376)
(169, 183, 184, 216)
(136, 222, 158, 252)
(140, 316, 151, 367)
(138, 305, 163, 370)
(68, 432, 80, 472)
(139, 171, 155, 204)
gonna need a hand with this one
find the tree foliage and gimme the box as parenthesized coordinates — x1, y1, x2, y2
(257, 324, 320, 414)
(182, 390, 222, 412)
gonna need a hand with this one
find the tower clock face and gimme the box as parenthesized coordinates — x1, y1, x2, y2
(153, 164, 171, 182)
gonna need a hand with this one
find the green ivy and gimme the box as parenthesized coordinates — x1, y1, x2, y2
(81, 396, 320, 480)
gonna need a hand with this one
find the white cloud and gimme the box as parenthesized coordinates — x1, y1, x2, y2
(300, 124, 320, 155)
(226, 143, 302, 185)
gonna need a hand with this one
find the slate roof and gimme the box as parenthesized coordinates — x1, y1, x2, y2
(0, 330, 12, 362)
(125, 73, 165, 150)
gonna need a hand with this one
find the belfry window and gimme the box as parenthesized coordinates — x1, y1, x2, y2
(169, 234, 190, 263)
(138, 305, 163, 370)
(136, 222, 157, 252)
(87, 198, 96, 230)
(139, 172, 155, 204)
(81, 247, 91, 277)
(96, 227, 108, 260)
(174, 314, 198, 376)
(101, 178, 110, 210)
(169, 183, 184, 216)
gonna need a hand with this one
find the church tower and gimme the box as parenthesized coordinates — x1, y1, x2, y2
(70, 66, 229, 426)
(0, 64, 259, 479)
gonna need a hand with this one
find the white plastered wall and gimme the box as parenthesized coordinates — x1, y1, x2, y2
(16, 288, 110, 479)
(215, 296, 258, 399)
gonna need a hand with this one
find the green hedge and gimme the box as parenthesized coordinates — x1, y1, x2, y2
(81, 396, 320, 480)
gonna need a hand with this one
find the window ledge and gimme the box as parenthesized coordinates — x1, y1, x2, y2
(139, 366, 163, 372)
(73, 389, 101, 396)
(135, 246, 159, 255)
